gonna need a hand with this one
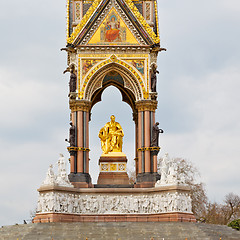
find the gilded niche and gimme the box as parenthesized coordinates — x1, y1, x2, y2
(98, 115, 124, 154)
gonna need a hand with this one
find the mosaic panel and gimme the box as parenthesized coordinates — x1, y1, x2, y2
(88, 8, 139, 45)
(125, 59, 145, 76)
(82, 59, 102, 78)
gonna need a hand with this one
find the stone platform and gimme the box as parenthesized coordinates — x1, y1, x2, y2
(33, 185, 195, 223)
(2, 222, 240, 240)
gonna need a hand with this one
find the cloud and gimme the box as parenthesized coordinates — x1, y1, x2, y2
(158, 64, 240, 201)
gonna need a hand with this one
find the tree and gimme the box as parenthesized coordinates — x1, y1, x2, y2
(202, 193, 240, 225)
(224, 193, 240, 223)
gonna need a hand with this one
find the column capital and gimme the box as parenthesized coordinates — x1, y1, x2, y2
(69, 99, 92, 112)
(135, 100, 158, 112)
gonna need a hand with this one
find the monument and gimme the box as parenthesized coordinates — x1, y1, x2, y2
(33, 0, 196, 223)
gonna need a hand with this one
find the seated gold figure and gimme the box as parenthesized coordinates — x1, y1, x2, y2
(99, 115, 124, 154)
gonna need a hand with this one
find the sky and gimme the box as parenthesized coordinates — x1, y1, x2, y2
(0, 0, 240, 226)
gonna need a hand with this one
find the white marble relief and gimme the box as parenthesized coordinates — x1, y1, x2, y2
(36, 191, 192, 215)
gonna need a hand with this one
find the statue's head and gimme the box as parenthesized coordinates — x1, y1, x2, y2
(110, 115, 115, 122)
(152, 63, 157, 69)
(70, 64, 75, 73)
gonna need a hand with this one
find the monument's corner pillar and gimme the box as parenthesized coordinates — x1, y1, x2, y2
(135, 99, 161, 187)
(68, 99, 92, 188)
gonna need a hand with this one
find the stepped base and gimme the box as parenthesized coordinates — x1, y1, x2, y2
(3, 222, 240, 240)
(33, 212, 196, 223)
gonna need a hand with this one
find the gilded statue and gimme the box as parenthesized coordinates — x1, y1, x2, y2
(99, 115, 124, 154)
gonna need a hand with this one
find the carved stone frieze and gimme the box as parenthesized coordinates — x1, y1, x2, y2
(36, 189, 192, 215)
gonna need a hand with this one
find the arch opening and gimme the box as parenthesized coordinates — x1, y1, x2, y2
(89, 85, 135, 183)
(90, 70, 137, 114)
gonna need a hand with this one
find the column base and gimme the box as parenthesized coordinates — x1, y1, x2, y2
(135, 172, 160, 188)
(68, 173, 92, 188)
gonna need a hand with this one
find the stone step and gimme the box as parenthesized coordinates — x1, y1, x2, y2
(1, 222, 240, 240)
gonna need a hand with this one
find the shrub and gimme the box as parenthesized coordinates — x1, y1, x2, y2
(228, 219, 240, 231)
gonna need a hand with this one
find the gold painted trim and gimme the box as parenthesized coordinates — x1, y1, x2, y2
(125, 0, 160, 44)
(79, 55, 149, 99)
(135, 100, 158, 111)
(67, 147, 91, 152)
(66, 0, 70, 39)
(69, 99, 92, 112)
(154, 0, 160, 41)
(67, 0, 102, 44)
(78, 58, 81, 95)
(67, 0, 160, 44)
(78, 54, 149, 58)
(137, 147, 160, 151)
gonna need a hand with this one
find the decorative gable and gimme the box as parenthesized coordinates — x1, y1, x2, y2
(87, 8, 140, 45)
(67, 0, 160, 46)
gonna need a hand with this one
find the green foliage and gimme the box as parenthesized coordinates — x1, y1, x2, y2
(228, 219, 240, 231)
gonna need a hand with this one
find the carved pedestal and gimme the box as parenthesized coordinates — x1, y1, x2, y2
(33, 185, 196, 223)
(97, 152, 130, 187)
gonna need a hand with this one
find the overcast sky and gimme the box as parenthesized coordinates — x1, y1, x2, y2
(0, 0, 240, 226)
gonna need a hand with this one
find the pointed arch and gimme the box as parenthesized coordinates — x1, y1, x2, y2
(82, 60, 147, 111)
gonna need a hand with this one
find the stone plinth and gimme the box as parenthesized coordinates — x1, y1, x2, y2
(33, 185, 196, 223)
(97, 152, 130, 186)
